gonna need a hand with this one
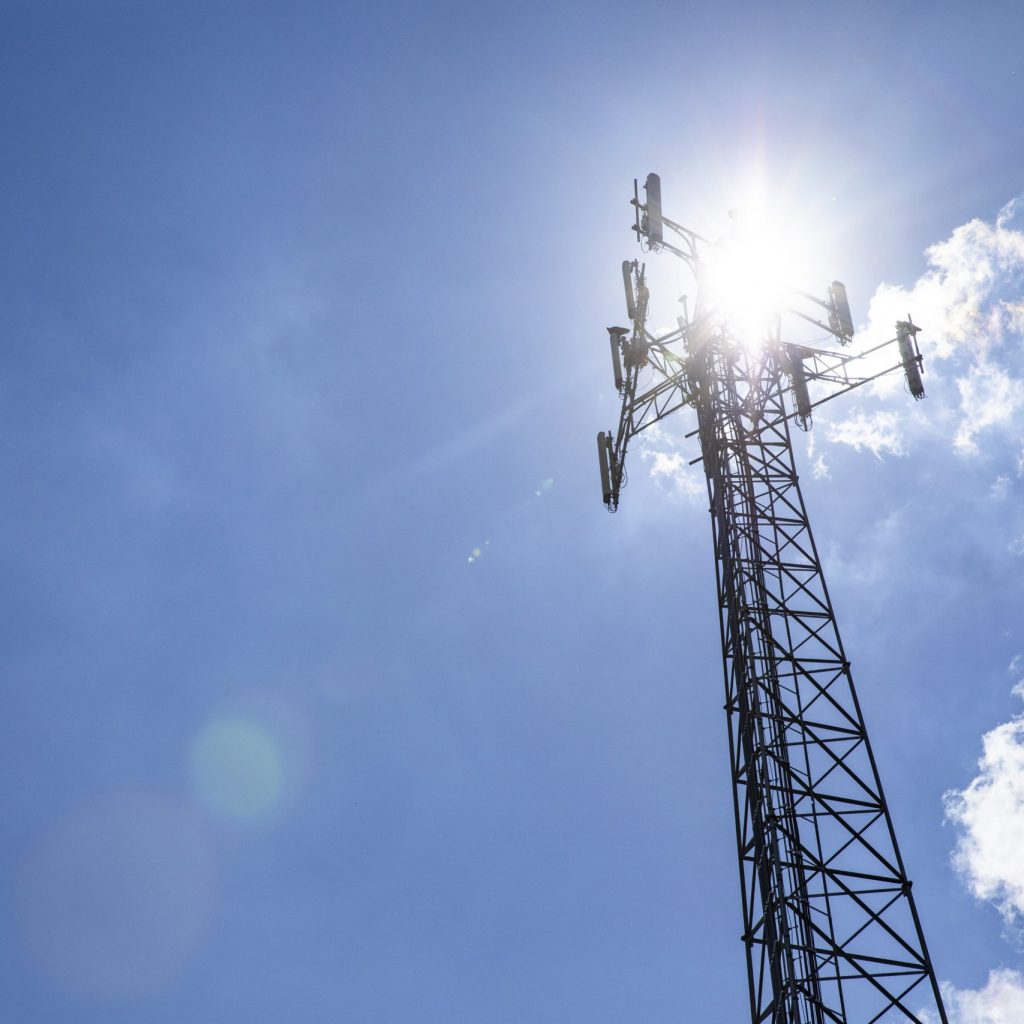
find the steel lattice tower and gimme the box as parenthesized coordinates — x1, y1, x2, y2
(596, 175, 947, 1024)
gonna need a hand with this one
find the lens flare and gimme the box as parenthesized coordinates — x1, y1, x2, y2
(17, 791, 218, 999)
(187, 695, 312, 826)
(188, 717, 285, 823)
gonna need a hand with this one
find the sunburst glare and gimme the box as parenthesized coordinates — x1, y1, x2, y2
(700, 210, 803, 348)
(694, 175, 820, 351)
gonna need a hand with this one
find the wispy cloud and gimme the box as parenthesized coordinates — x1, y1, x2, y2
(639, 424, 705, 503)
(821, 508, 906, 592)
(955, 364, 1024, 455)
(646, 450, 704, 500)
(825, 410, 906, 458)
(990, 475, 1011, 500)
(805, 435, 831, 479)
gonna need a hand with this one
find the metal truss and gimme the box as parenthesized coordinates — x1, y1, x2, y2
(597, 176, 946, 1024)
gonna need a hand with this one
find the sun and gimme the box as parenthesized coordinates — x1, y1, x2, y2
(695, 181, 817, 350)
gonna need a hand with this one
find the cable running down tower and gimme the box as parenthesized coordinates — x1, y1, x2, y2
(596, 174, 946, 1024)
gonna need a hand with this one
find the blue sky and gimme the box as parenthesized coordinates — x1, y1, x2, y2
(3, 2, 1024, 1021)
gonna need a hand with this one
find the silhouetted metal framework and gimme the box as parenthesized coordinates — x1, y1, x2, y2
(596, 175, 947, 1024)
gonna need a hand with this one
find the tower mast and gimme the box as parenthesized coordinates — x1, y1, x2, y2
(597, 174, 945, 1023)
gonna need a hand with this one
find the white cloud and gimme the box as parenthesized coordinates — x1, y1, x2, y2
(826, 410, 906, 457)
(916, 204, 1024, 360)
(639, 424, 705, 503)
(645, 448, 704, 501)
(990, 476, 1011, 500)
(944, 690, 1024, 926)
(828, 196, 1024, 465)
(647, 449, 684, 477)
(1001, 300, 1024, 337)
(938, 969, 1024, 1024)
(806, 435, 831, 479)
(954, 364, 1024, 455)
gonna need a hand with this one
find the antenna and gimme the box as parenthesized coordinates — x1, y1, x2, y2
(784, 345, 812, 429)
(643, 173, 663, 246)
(596, 431, 615, 507)
(622, 260, 637, 320)
(897, 316, 925, 398)
(827, 280, 855, 343)
(631, 174, 664, 248)
(607, 327, 628, 393)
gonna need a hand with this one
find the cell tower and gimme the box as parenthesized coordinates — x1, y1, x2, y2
(596, 174, 946, 1024)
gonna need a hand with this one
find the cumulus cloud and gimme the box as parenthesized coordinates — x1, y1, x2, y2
(864, 198, 1024, 361)
(830, 196, 1024, 463)
(944, 688, 1024, 927)
(938, 679, 1024, 1024)
(937, 969, 1024, 1024)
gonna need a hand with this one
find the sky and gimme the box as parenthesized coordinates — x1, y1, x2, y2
(2, 1, 1024, 1021)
